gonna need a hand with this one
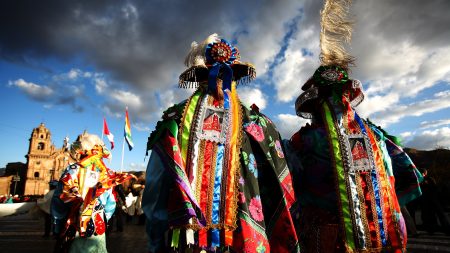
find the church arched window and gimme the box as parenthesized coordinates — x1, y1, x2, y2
(34, 172, 40, 178)
(37, 142, 45, 150)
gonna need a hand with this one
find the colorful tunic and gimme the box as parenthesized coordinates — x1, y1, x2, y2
(287, 96, 420, 253)
(51, 152, 132, 253)
(143, 86, 299, 253)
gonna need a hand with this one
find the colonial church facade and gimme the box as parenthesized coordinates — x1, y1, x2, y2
(23, 123, 74, 195)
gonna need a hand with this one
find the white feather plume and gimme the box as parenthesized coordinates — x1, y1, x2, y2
(184, 33, 221, 67)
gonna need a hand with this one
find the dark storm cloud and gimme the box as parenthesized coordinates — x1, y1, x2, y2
(0, 0, 303, 124)
(0, 0, 298, 90)
(352, 0, 450, 48)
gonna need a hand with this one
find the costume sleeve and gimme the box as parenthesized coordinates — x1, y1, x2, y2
(99, 188, 117, 221)
(59, 165, 82, 203)
(142, 151, 170, 253)
(51, 165, 78, 234)
(385, 139, 422, 206)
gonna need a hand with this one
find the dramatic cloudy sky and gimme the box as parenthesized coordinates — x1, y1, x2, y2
(1, 0, 449, 171)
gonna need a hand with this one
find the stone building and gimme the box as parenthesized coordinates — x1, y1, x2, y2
(23, 123, 74, 195)
(0, 162, 27, 196)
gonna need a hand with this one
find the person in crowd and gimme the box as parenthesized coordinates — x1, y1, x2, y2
(142, 34, 299, 253)
(420, 168, 450, 235)
(133, 178, 146, 225)
(37, 181, 58, 237)
(284, 0, 421, 251)
(107, 184, 126, 233)
(51, 132, 133, 253)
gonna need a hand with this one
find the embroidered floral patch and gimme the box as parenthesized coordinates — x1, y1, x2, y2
(239, 176, 245, 185)
(256, 241, 267, 253)
(249, 196, 264, 221)
(248, 153, 258, 178)
(275, 140, 285, 158)
(239, 192, 246, 203)
(244, 122, 265, 142)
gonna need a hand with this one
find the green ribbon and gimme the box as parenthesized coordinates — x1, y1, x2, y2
(147, 120, 179, 150)
(180, 91, 202, 162)
(171, 228, 180, 248)
(323, 102, 355, 250)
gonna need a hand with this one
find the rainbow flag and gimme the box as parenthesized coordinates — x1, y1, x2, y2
(124, 108, 134, 151)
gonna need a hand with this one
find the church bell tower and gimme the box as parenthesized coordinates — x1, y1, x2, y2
(24, 123, 55, 195)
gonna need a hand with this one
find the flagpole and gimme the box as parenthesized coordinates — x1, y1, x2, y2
(121, 135, 125, 173)
(101, 118, 105, 143)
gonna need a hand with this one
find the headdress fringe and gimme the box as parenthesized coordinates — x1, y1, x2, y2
(320, 0, 355, 70)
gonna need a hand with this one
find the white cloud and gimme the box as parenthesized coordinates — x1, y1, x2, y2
(94, 77, 108, 94)
(109, 90, 142, 110)
(272, 48, 317, 102)
(53, 68, 92, 82)
(133, 123, 151, 132)
(128, 162, 146, 171)
(400, 131, 413, 139)
(404, 127, 450, 150)
(357, 92, 400, 120)
(68, 69, 80, 79)
(275, 113, 310, 139)
(420, 119, 450, 130)
(122, 3, 138, 20)
(237, 87, 267, 110)
(9, 79, 54, 101)
(371, 90, 450, 126)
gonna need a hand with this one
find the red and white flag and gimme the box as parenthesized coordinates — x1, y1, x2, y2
(103, 118, 115, 149)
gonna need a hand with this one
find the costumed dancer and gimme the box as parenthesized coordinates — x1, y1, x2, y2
(51, 132, 133, 253)
(143, 34, 299, 253)
(284, 0, 421, 252)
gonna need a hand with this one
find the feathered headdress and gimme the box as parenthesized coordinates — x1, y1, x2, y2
(295, 0, 364, 118)
(179, 33, 256, 92)
(70, 132, 111, 160)
(319, 0, 355, 70)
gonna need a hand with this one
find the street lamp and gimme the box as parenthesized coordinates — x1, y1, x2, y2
(49, 168, 55, 191)
(12, 173, 20, 196)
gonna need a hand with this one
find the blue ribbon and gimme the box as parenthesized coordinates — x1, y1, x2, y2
(207, 62, 233, 94)
(211, 144, 225, 248)
(211, 92, 229, 248)
(205, 39, 237, 93)
(354, 112, 387, 246)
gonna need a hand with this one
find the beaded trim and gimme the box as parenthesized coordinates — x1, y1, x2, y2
(295, 87, 319, 119)
(365, 172, 382, 248)
(355, 171, 372, 249)
(178, 65, 256, 89)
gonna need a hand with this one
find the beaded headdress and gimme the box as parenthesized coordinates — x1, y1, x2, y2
(179, 34, 256, 93)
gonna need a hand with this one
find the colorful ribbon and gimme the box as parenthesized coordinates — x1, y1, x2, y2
(205, 39, 238, 94)
(322, 101, 355, 250)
